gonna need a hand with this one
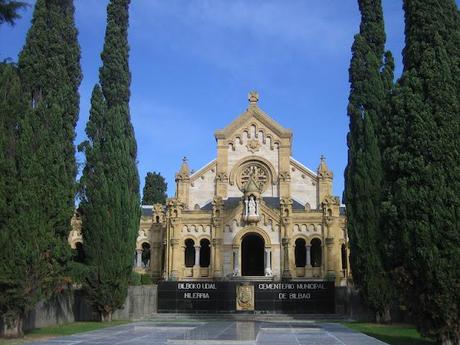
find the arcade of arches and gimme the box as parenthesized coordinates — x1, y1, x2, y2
(69, 92, 349, 285)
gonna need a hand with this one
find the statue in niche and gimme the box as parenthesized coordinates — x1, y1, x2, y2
(248, 196, 257, 216)
(244, 194, 259, 223)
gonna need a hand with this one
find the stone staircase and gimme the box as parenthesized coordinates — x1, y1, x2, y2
(147, 312, 348, 322)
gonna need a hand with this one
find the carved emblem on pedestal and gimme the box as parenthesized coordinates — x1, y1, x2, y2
(236, 283, 254, 311)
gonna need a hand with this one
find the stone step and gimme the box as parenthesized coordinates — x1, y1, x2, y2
(147, 313, 348, 322)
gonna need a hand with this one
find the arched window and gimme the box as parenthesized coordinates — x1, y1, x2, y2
(295, 238, 306, 267)
(184, 239, 195, 267)
(341, 243, 348, 270)
(310, 238, 322, 267)
(141, 242, 151, 268)
(73, 242, 85, 263)
(199, 239, 210, 267)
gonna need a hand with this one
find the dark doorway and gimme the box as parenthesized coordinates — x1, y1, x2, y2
(241, 233, 265, 276)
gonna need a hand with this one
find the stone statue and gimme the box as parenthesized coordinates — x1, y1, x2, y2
(248, 196, 257, 216)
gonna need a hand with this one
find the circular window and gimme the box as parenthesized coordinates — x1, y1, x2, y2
(237, 161, 271, 192)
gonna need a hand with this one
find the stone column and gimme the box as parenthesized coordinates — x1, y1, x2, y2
(282, 238, 291, 278)
(136, 249, 143, 268)
(212, 238, 223, 278)
(326, 238, 335, 276)
(305, 245, 311, 267)
(232, 245, 240, 276)
(170, 239, 180, 279)
(194, 245, 201, 267)
(264, 247, 272, 276)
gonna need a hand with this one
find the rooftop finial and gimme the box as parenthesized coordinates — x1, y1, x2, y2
(177, 156, 190, 177)
(318, 154, 333, 179)
(248, 91, 259, 104)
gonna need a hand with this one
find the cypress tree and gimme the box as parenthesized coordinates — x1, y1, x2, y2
(344, 0, 394, 322)
(0, 0, 81, 336)
(383, 0, 460, 343)
(0, 0, 27, 26)
(0, 64, 22, 336)
(142, 171, 167, 205)
(79, 0, 140, 322)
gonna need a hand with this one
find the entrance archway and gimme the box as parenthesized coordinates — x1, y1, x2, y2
(241, 233, 265, 276)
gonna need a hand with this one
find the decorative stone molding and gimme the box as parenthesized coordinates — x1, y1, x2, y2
(153, 203, 165, 223)
(215, 171, 228, 183)
(246, 139, 261, 153)
(278, 171, 291, 182)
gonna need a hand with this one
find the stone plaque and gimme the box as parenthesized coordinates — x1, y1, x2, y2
(236, 283, 254, 311)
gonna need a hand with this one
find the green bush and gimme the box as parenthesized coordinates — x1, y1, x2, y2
(141, 274, 153, 285)
(129, 271, 142, 286)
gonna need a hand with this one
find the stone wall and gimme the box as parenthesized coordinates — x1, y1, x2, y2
(0, 285, 158, 334)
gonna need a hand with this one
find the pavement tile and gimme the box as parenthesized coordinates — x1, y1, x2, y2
(24, 320, 388, 345)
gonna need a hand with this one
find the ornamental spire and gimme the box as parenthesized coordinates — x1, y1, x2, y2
(176, 156, 190, 180)
(317, 155, 333, 179)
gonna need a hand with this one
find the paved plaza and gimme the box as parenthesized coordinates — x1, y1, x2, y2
(26, 320, 387, 345)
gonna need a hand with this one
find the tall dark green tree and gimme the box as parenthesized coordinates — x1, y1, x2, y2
(0, 0, 27, 26)
(344, 0, 394, 323)
(142, 171, 167, 205)
(0, 64, 23, 336)
(0, 0, 81, 337)
(383, 0, 460, 343)
(79, 0, 140, 322)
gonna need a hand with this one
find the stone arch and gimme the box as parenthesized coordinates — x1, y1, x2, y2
(199, 238, 211, 268)
(196, 234, 211, 243)
(183, 235, 197, 243)
(141, 242, 151, 268)
(310, 238, 322, 267)
(341, 243, 348, 270)
(136, 231, 149, 250)
(307, 234, 322, 243)
(294, 238, 307, 268)
(292, 234, 310, 243)
(73, 241, 85, 263)
(184, 238, 195, 268)
(233, 227, 271, 247)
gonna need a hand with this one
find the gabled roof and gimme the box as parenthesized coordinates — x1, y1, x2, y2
(214, 93, 292, 140)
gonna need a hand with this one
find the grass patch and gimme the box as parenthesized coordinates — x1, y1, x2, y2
(343, 322, 435, 345)
(0, 321, 130, 345)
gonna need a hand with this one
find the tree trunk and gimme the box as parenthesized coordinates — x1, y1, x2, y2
(440, 334, 460, 345)
(101, 311, 112, 322)
(375, 305, 391, 324)
(2, 315, 23, 338)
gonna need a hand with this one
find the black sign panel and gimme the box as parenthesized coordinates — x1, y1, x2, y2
(255, 281, 335, 313)
(157, 280, 335, 314)
(157, 281, 236, 313)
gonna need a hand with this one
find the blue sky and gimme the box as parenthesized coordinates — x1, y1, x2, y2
(1, 0, 411, 199)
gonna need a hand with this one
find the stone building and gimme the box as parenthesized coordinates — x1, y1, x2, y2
(69, 92, 349, 285)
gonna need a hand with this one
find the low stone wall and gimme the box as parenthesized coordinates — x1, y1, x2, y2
(1, 285, 158, 334)
(112, 285, 158, 321)
(23, 292, 76, 331)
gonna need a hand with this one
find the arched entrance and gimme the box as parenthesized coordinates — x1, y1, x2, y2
(241, 233, 265, 276)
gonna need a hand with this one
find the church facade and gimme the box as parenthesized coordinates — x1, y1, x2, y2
(69, 92, 349, 286)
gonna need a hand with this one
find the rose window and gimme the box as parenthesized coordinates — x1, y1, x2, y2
(237, 162, 271, 192)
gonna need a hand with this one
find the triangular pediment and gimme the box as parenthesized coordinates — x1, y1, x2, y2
(215, 104, 292, 141)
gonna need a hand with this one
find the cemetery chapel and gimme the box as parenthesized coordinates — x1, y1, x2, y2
(69, 92, 349, 285)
